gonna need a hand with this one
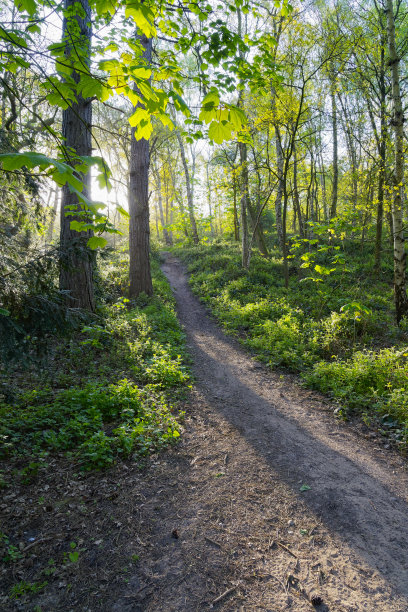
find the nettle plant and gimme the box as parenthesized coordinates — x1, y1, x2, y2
(289, 219, 372, 323)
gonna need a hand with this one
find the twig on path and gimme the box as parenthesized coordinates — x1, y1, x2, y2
(269, 573, 288, 592)
(23, 536, 53, 552)
(205, 535, 222, 548)
(267, 538, 275, 550)
(277, 541, 298, 558)
(211, 585, 237, 606)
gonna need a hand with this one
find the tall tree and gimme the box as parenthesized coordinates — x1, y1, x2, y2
(329, 67, 339, 219)
(386, 0, 408, 322)
(59, 0, 95, 311)
(128, 33, 153, 298)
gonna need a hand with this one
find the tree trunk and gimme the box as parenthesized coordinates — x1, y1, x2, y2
(47, 187, 59, 243)
(153, 160, 171, 245)
(206, 160, 215, 237)
(154, 199, 160, 240)
(59, 0, 94, 311)
(249, 165, 269, 257)
(293, 146, 304, 237)
(239, 141, 250, 268)
(318, 150, 328, 222)
(176, 131, 199, 244)
(165, 192, 173, 246)
(274, 125, 284, 251)
(167, 146, 189, 238)
(232, 174, 239, 241)
(330, 74, 338, 219)
(247, 200, 269, 257)
(338, 93, 358, 211)
(129, 34, 153, 298)
(386, 0, 408, 322)
(375, 38, 386, 274)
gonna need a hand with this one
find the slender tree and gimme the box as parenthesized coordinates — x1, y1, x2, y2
(386, 0, 408, 322)
(176, 131, 199, 244)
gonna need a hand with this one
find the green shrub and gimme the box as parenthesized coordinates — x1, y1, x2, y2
(0, 253, 188, 469)
(0, 379, 182, 469)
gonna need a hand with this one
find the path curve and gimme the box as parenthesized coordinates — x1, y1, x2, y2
(111, 253, 408, 611)
(160, 253, 408, 611)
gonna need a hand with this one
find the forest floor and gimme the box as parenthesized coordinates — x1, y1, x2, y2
(2, 253, 408, 611)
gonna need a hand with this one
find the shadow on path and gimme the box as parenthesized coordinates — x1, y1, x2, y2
(162, 253, 408, 606)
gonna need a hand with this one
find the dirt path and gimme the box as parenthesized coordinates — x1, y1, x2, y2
(131, 252, 408, 612)
(4, 255, 408, 612)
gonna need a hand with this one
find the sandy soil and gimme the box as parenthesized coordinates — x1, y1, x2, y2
(2, 253, 408, 611)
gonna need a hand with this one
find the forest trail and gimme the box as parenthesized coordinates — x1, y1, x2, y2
(103, 252, 408, 612)
(148, 252, 408, 611)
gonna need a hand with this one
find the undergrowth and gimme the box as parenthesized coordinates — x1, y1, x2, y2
(0, 252, 189, 470)
(173, 240, 408, 449)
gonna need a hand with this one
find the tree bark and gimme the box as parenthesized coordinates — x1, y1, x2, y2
(274, 125, 285, 251)
(375, 35, 387, 274)
(153, 160, 171, 245)
(293, 145, 304, 237)
(59, 0, 94, 311)
(164, 172, 173, 245)
(129, 34, 153, 298)
(232, 174, 239, 241)
(386, 0, 408, 322)
(47, 187, 59, 243)
(330, 73, 338, 219)
(176, 131, 199, 244)
(318, 149, 328, 222)
(239, 141, 250, 269)
(206, 160, 215, 237)
(167, 145, 189, 238)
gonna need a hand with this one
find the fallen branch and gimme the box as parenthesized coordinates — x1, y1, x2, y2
(205, 536, 222, 548)
(277, 541, 297, 558)
(23, 536, 53, 553)
(211, 586, 237, 606)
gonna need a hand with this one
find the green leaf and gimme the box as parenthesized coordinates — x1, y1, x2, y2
(170, 91, 190, 117)
(199, 90, 220, 122)
(94, 0, 116, 16)
(0, 27, 28, 48)
(14, 0, 37, 15)
(129, 106, 150, 127)
(68, 551, 79, 563)
(228, 105, 247, 129)
(299, 484, 311, 492)
(314, 264, 333, 275)
(208, 120, 233, 144)
(0, 152, 85, 193)
(201, 90, 220, 108)
(116, 205, 130, 219)
(157, 113, 174, 129)
(87, 236, 108, 250)
(0, 308, 10, 316)
(133, 119, 153, 140)
(70, 220, 86, 232)
(125, 1, 156, 37)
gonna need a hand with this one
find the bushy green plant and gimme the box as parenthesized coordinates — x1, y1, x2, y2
(0, 379, 182, 470)
(0, 253, 188, 469)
